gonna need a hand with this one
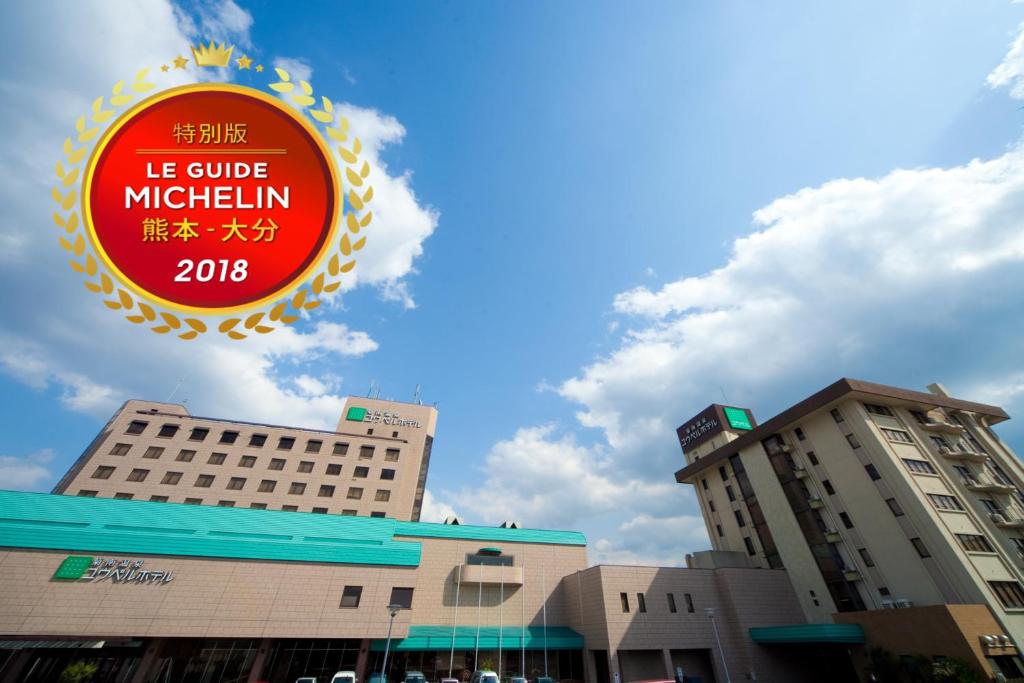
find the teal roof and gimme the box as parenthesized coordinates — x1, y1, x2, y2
(370, 626, 584, 651)
(0, 491, 586, 567)
(749, 623, 865, 644)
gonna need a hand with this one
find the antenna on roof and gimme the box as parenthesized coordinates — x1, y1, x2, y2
(719, 386, 729, 404)
(374, 384, 381, 400)
(413, 384, 422, 405)
(367, 379, 378, 398)
(166, 376, 187, 403)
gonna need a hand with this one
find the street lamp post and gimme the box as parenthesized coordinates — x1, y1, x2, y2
(381, 604, 403, 683)
(704, 608, 732, 683)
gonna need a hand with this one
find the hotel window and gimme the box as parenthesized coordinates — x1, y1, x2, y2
(830, 408, 844, 424)
(375, 489, 391, 502)
(840, 512, 855, 529)
(381, 469, 396, 481)
(911, 537, 931, 558)
(326, 464, 342, 475)
(845, 434, 861, 450)
(319, 485, 335, 497)
(239, 455, 256, 468)
(218, 500, 235, 507)
(881, 428, 914, 444)
(725, 485, 736, 502)
(734, 510, 746, 527)
(126, 420, 148, 434)
(864, 403, 894, 417)
(886, 498, 905, 516)
(298, 461, 314, 473)
(385, 448, 400, 462)
(114, 492, 134, 499)
(289, 482, 306, 495)
(957, 534, 994, 553)
(685, 593, 695, 612)
(878, 587, 891, 597)
(708, 499, 716, 513)
(306, 440, 323, 454)
(269, 458, 286, 470)
(195, 474, 215, 488)
(126, 468, 149, 482)
(227, 477, 246, 491)
(864, 464, 881, 481)
(858, 548, 875, 567)
(390, 587, 414, 609)
(189, 427, 209, 441)
(719, 465, 729, 481)
(823, 480, 836, 495)
(1011, 538, 1024, 558)
(176, 449, 196, 462)
(92, 465, 115, 479)
(807, 451, 819, 466)
(930, 435, 951, 451)
(341, 509, 357, 516)
(340, 585, 363, 608)
(359, 445, 375, 460)
(637, 593, 647, 613)
(277, 436, 295, 450)
(980, 498, 1002, 514)
(312, 507, 328, 514)
(354, 466, 369, 478)
(743, 537, 756, 556)
(250, 502, 267, 509)
(208, 452, 227, 465)
(700, 478, 708, 491)
(928, 493, 964, 511)
(161, 471, 182, 485)
(347, 487, 363, 500)
(282, 505, 298, 512)
(715, 524, 723, 537)
(142, 446, 164, 459)
(333, 442, 349, 456)
(219, 430, 239, 445)
(110, 443, 131, 455)
(795, 427, 806, 441)
(249, 433, 267, 447)
(367, 429, 373, 435)
(990, 581, 1024, 609)
(150, 495, 168, 502)
(77, 490, 97, 497)
(620, 593, 629, 612)
(371, 512, 386, 518)
(667, 593, 677, 613)
(258, 480, 276, 493)
(910, 410, 930, 425)
(903, 458, 937, 475)
(184, 497, 202, 505)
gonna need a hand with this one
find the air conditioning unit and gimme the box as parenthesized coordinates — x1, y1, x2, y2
(991, 513, 1007, 524)
(938, 446, 951, 455)
(780, 444, 793, 453)
(895, 599, 914, 608)
(881, 599, 895, 609)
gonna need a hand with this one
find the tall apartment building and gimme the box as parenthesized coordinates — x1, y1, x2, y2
(52, 396, 438, 521)
(674, 378, 1024, 678)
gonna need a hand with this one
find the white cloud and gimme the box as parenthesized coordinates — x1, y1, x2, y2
(419, 490, 459, 524)
(0, 449, 56, 491)
(195, 0, 254, 48)
(988, 22, 1024, 99)
(272, 57, 313, 84)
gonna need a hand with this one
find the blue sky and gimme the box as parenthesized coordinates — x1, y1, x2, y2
(3, 1, 1024, 564)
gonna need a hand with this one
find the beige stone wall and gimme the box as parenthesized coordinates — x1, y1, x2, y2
(0, 537, 585, 640)
(54, 398, 437, 522)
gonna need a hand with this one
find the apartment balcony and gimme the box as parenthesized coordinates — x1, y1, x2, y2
(793, 464, 809, 479)
(824, 529, 842, 543)
(457, 564, 523, 586)
(808, 496, 825, 510)
(989, 511, 1024, 530)
(938, 446, 988, 463)
(963, 475, 1015, 494)
(919, 420, 965, 435)
(841, 567, 862, 581)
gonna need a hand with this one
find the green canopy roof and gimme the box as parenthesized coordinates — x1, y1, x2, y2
(370, 626, 584, 651)
(749, 623, 865, 644)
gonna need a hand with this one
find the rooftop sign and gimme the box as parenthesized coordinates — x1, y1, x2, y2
(346, 406, 422, 428)
(677, 404, 756, 454)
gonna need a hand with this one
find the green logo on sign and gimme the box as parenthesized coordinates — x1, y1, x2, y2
(54, 556, 93, 580)
(346, 406, 367, 422)
(723, 407, 752, 431)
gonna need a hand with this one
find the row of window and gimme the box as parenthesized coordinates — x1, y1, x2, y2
(340, 586, 412, 609)
(78, 489, 390, 515)
(619, 591, 694, 614)
(110, 441, 401, 463)
(92, 465, 396, 485)
(125, 419, 403, 452)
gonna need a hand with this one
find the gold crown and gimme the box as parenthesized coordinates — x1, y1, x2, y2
(190, 41, 234, 68)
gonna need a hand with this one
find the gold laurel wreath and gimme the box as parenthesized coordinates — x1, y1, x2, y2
(52, 65, 373, 340)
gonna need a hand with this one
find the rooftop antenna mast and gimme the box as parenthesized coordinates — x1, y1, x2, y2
(413, 384, 422, 405)
(367, 379, 378, 399)
(166, 375, 189, 403)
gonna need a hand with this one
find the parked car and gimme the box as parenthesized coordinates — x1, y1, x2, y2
(504, 677, 527, 683)
(404, 672, 427, 683)
(534, 677, 555, 683)
(470, 671, 500, 683)
(367, 674, 386, 683)
(330, 672, 357, 683)
(295, 678, 317, 683)
(439, 678, 459, 683)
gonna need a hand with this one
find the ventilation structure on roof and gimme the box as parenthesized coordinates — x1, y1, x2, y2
(499, 520, 521, 529)
(443, 515, 463, 525)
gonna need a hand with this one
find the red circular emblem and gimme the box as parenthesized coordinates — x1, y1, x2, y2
(83, 84, 338, 311)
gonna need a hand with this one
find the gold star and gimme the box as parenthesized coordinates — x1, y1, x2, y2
(160, 64, 169, 72)
(236, 55, 253, 70)
(172, 54, 188, 70)
(255, 64, 264, 73)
